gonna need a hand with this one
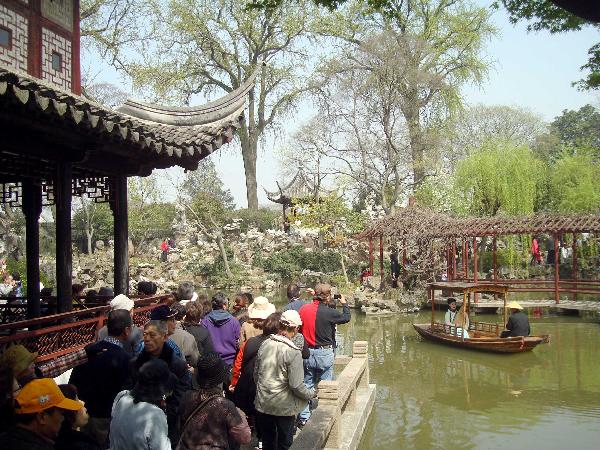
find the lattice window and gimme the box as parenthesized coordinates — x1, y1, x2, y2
(51, 51, 62, 71)
(0, 26, 11, 50)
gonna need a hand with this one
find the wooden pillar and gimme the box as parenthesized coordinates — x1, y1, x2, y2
(446, 245, 451, 281)
(473, 237, 478, 304)
(379, 236, 384, 286)
(111, 175, 129, 295)
(572, 234, 578, 301)
(430, 286, 435, 327)
(554, 234, 560, 304)
(463, 239, 469, 280)
(22, 180, 42, 319)
(452, 240, 457, 281)
(55, 162, 73, 313)
(493, 236, 498, 282)
(368, 238, 374, 276)
(402, 240, 407, 266)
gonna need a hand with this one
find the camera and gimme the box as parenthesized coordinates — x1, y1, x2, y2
(333, 294, 341, 300)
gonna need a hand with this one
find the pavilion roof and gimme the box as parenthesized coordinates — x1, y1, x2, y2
(265, 167, 317, 205)
(0, 65, 257, 178)
(357, 207, 600, 240)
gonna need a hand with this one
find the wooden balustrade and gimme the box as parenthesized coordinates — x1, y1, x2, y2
(291, 341, 376, 450)
(0, 296, 169, 361)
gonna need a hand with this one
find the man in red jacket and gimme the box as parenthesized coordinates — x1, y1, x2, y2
(297, 283, 351, 426)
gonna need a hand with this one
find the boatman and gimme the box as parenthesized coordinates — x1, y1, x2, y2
(445, 298, 458, 326)
(501, 301, 530, 337)
(297, 283, 351, 427)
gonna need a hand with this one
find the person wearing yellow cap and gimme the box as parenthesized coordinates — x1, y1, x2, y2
(0, 378, 82, 449)
(501, 301, 531, 338)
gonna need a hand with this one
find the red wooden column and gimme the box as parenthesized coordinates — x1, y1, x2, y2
(572, 234, 578, 301)
(369, 238, 374, 276)
(463, 239, 468, 280)
(446, 245, 451, 281)
(473, 237, 479, 304)
(554, 234, 560, 304)
(452, 240, 457, 281)
(379, 236, 384, 285)
(493, 236, 498, 282)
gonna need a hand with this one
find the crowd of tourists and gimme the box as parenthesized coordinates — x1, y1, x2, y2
(0, 281, 351, 450)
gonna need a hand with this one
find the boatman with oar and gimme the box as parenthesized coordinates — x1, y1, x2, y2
(501, 301, 531, 338)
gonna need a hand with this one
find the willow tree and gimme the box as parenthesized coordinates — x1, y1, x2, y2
(550, 149, 600, 213)
(453, 140, 545, 216)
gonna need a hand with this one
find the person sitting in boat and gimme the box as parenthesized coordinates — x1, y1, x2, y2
(453, 305, 470, 339)
(444, 298, 458, 326)
(500, 301, 530, 338)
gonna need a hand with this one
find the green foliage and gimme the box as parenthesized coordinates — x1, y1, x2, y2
(453, 140, 545, 216)
(230, 208, 280, 232)
(5, 257, 52, 292)
(129, 202, 176, 247)
(181, 159, 235, 209)
(550, 149, 600, 213)
(550, 104, 600, 150)
(258, 245, 343, 279)
(72, 202, 114, 250)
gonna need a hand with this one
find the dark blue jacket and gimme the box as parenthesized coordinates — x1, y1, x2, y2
(69, 340, 132, 418)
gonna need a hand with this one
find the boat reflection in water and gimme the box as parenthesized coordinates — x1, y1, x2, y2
(335, 312, 600, 450)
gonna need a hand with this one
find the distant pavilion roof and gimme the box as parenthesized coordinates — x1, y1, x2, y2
(265, 168, 318, 205)
(0, 64, 258, 178)
(357, 207, 600, 240)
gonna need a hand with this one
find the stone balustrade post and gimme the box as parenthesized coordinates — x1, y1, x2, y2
(318, 380, 341, 447)
(353, 341, 370, 388)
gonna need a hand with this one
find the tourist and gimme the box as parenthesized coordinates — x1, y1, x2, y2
(0, 273, 16, 297)
(390, 249, 401, 288)
(135, 305, 184, 359)
(134, 319, 191, 441)
(161, 239, 169, 262)
(110, 359, 173, 450)
(11, 272, 23, 298)
(445, 298, 458, 326)
(281, 284, 309, 312)
(72, 284, 85, 308)
(0, 378, 82, 450)
(195, 293, 212, 319)
(201, 293, 241, 367)
(55, 384, 98, 450)
(0, 365, 16, 433)
(176, 352, 251, 450)
(254, 310, 316, 450)
(169, 302, 200, 366)
(230, 312, 282, 447)
(69, 310, 133, 447)
(232, 292, 251, 324)
(530, 235, 542, 266)
(0, 345, 38, 389)
(137, 280, 158, 296)
(239, 296, 276, 346)
(182, 302, 214, 356)
(97, 287, 114, 303)
(96, 294, 143, 356)
(297, 283, 350, 426)
(176, 281, 197, 305)
(501, 301, 530, 338)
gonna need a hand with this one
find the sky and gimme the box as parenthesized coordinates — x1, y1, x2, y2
(82, 1, 600, 208)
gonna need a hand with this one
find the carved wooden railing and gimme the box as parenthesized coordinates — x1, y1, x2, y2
(0, 294, 169, 362)
(291, 341, 374, 450)
(431, 321, 501, 337)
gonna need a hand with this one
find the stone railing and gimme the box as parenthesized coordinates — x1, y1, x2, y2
(290, 341, 376, 450)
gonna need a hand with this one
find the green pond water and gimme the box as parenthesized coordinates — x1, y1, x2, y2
(330, 312, 600, 450)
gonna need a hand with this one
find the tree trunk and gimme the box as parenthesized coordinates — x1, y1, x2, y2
(404, 96, 426, 191)
(86, 229, 93, 255)
(239, 113, 259, 210)
(216, 234, 233, 278)
(340, 251, 349, 284)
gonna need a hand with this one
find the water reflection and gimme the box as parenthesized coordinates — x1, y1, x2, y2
(333, 312, 600, 450)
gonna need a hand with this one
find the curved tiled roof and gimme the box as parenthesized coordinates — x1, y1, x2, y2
(0, 65, 257, 175)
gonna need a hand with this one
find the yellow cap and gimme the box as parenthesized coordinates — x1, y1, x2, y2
(15, 378, 82, 414)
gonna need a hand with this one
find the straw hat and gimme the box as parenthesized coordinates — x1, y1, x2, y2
(507, 301, 523, 310)
(248, 296, 276, 320)
(0, 345, 38, 376)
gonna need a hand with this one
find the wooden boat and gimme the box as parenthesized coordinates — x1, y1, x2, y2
(413, 282, 550, 354)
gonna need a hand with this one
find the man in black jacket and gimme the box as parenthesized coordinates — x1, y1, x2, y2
(134, 319, 191, 442)
(69, 309, 133, 447)
(501, 301, 531, 338)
